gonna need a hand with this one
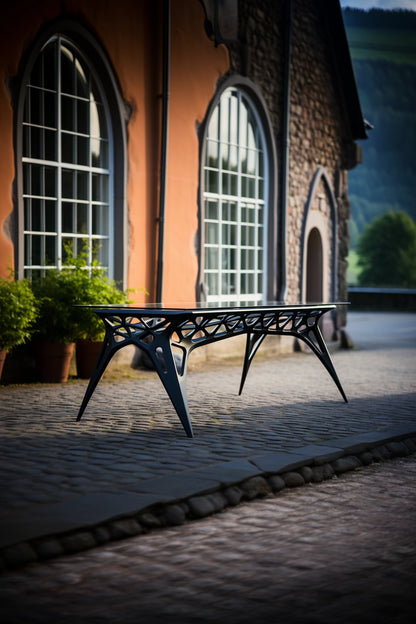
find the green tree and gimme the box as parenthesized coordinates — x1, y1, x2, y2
(357, 211, 416, 287)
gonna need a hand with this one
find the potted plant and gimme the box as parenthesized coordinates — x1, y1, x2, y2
(31, 268, 81, 383)
(0, 273, 38, 382)
(65, 246, 132, 379)
(73, 275, 132, 379)
(31, 243, 134, 381)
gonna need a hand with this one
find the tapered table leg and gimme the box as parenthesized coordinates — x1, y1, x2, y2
(297, 324, 348, 403)
(239, 332, 267, 395)
(140, 338, 194, 438)
(76, 336, 119, 421)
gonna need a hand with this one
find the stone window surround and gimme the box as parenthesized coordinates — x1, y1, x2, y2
(197, 74, 279, 303)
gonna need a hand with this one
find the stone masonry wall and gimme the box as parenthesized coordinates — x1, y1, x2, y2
(225, 0, 352, 309)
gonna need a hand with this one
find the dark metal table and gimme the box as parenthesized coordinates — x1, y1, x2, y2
(76, 303, 347, 437)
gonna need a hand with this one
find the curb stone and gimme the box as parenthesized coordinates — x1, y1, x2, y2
(1, 428, 415, 573)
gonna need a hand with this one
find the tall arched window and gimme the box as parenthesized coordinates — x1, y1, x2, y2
(202, 87, 269, 305)
(21, 37, 111, 277)
(16, 24, 127, 283)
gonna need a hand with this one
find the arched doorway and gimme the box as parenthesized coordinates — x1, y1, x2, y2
(306, 227, 323, 303)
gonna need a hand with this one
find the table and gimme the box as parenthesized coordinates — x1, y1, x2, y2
(76, 303, 348, 437)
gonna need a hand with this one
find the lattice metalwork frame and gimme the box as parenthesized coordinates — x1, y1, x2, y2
(76, 304, 347, 437)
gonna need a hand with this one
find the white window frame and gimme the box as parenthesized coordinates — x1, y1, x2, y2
(21, 35, 113, 278)
(202, 87, 269, 305)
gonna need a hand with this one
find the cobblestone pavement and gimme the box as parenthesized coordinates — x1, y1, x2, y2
(0, 312, 415, 562)
(0, 453, 415, 624)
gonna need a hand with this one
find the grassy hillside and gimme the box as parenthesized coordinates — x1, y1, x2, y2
(347, 27, 416, 64)
(342, 8, 416, 251)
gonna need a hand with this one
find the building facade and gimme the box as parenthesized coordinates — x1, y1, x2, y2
(0, 0, 366, 352)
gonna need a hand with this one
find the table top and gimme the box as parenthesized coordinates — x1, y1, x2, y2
(76, 302, 348, 315)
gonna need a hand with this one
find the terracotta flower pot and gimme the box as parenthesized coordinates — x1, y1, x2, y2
(0, 350, 7, 381)
(76, 341, 103, 379)
(35, 342, 74, 383)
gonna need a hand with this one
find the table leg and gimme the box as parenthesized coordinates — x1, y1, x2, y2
(297, 324, 348, 403)
(143, 339, 194, 438)
(239, 333, 267, 395)
(76, 335, 119, 422)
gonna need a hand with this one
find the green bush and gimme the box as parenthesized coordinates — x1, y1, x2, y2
(357, 210, 416, 288)
(32, 245, 132, 343)
(70, 258, 132, 342)
(0, 275, 38, 352)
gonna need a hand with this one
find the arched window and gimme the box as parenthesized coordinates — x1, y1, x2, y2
(15, 24, 127, 282)
(201, 87, 269, 305)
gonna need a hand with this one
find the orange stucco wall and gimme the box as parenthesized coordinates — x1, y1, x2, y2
(162, 0, 229, 303)
(0, 0, 229, 300)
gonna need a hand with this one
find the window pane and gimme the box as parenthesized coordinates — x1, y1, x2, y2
(207, 106, 218, 139)
(207, 273, 218, 296)
(61, 95, 73, 131)
(31, 198, 41, 231)
(205, 222, 218, 245)
(45, 200, 56, 231)
(91, 139, 108, 168)
(61, 46, 74, 94)
(230, 224, 237, 246)
(206, 139, 217, 166)
(30, 126, 42, 159)
(77, 99, 89, 134)
(206, 169, 218, 193)
(77, 136, 89, 166)
(205, 247, 218, 270)
(93, 239, 109, 266)
(62, 169, 74, 198)
(62, 132, 74, 162)
(43, 43, 57, 91)
(44, 166, 56, 197)
(92, 205, 109, 235)
(90, 99, 108, 139)
(44, 91, 56, 128)
(29, 88, 42, 125)
(61, 237, 75, 261)
(77, 171, 88, 200)
(31, 235, 41, 265)
(44, 129, 56, 161)
(62, 202, 74, 232)
(75, 58, 89, 99)
(45, 236, 56, 265)
(206, 200, 218, 220)
(222, 223, 229, 245)
(77, 204, 88, 234)
(31, 164, 42, 196)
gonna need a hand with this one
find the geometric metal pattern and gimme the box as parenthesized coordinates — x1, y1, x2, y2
(76, 304, 347, 437)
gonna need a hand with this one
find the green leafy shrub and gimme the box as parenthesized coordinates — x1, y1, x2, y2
(357, 210, 416, 288)
(70, 258, 132, 342)
(32, 245, 132, 343)
(32, 269, 82, 343)
(0, 274, 38, 352)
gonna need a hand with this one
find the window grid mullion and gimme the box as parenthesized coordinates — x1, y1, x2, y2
(57, 38, 63, 270)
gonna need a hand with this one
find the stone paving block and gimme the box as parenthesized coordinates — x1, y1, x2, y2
(188, 459, 263, 487)
(289, 444, 345, 465)
(248, 451, 309, 475)
(134, 472, 220, 500)
(0, 491, 163, 549)
(318, 427, 416, 454)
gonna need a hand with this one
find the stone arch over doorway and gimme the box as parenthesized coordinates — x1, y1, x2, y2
(300, 167, 338, 304)
(300, 168, 338, 341)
